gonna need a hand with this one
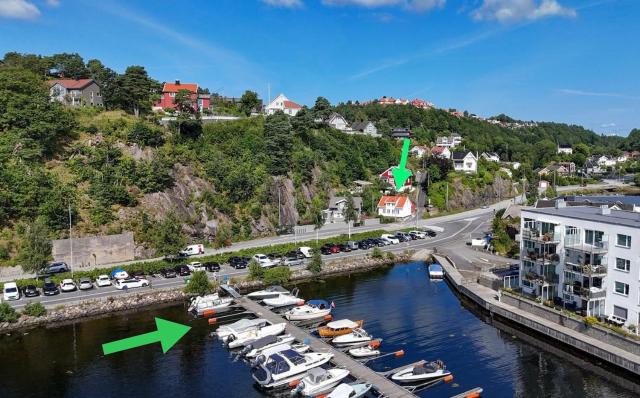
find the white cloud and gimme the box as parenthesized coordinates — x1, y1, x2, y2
(0, 0, 40, 19)
(556, 88, 640, 100)
(322, 0, 445, 12)
(260, 0, 303, 7)
(601, 122, 616, 128)
(473, 0, 576, 23)
(46, 0, 60, 6)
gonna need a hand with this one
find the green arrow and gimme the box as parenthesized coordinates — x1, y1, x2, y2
(391, 138, 412, 191)
(102, 318, 191, 355)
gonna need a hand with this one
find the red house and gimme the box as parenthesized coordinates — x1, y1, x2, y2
(155, 80, 210, 111)
(379, 167, 413, 192)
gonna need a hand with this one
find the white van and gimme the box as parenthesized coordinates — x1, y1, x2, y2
(3, 282, 20, 301)
(180, 244, 204, 256)
(298, 247, 313, 258)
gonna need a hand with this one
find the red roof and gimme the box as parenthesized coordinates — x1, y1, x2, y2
(162, 82, 198, 93)
(48, 79, 95, 89)
(431, 146, 447, 154)
(283, 100, 302, 109)
(377, 195, 409, 208)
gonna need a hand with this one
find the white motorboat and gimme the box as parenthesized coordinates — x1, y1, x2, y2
(291, 367, 350, 397)
(348, 345, 380, 358)
(215, 318, 268, 340)
(188, 293, 234, 316)
(263, 293, 304, 308)
(248, 342, 309, 361)
(428, 263, 444, 279)
(252, 349, 333, 389)
(285, 299, 331, 321)
(390, 360, 450, 384)
(241, 334, 295, 358)
(326, 383, 373, 398)
(247, 285, 289, 300)
(331, 328, 372, 347)
(227, 323, 286, 349)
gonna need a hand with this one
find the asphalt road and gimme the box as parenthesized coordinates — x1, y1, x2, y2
(6, 214, 493, 310)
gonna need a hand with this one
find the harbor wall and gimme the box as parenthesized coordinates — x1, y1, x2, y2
(434, 254, 640, 377)
(52, 232, 135, 267)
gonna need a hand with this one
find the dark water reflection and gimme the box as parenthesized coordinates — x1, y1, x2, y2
(0, 261, 638, 398)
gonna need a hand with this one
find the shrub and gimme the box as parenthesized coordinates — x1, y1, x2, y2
(0, 303, 18, 323)
(307, 251, 322, 273)
(262, 266, 292, 285)
(22, 302, 47, 317)
(386, 251, 396, 261)
(184, 271, 216, 296)
(372, 247, 383, 259)
(584, 316, 598, 326)
(248, 260, 264, 280)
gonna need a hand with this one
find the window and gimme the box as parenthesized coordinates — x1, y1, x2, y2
(614, 281, 629, 296)
(615, 258, 630, 272)
(169, 92, 176, 97)
(585, 229, 603, 245)
(617, 234, 631, 248)
(613, 305, 628, 320)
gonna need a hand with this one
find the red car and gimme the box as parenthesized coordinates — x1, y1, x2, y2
(330, 244, 340, 254)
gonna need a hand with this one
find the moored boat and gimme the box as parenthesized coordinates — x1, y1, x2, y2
(227, 323, 286, 349)
(291, 367, 350, 397)
(241, 334, 295, 358)
(215, 318, 268, 340)
(331, 328, 372, 347)
(247, 285, 289, 300)
(318, 319, 364, 338)
(263, 293, 304, 308)
(428, 263, 444, 279)
(251, 349, 334, 389)
(285, 299, 331, 321)
(188, 293, 234, 316)
(390, 360, 450, 384)
(326, 383, 373, 398)
(348, 343, 381, 358)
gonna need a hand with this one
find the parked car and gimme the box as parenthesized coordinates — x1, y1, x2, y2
(114, 278, 150, 290)
(3, 282, 20, 301)
(338, 243, 352, 252)
(425, 230, 437, 237)
(160, 268, 177, 278)
(409, 230, 426, 239)
(330, 244, 340, 254)
(358, 240, 372, 250)
(371, 238, 386, 247)
(43, 279, 59, 296)
(96, 275, 112, 287)
(180, 244, 204, 256)
(41, 262, 70, 275)
(298, 246, 313, 258)
(23, 284, 39, 297)
(131, 270, 146, 280)
(164, 253, 188, 263)
(286, 251, 305, 260)
(60, 279, 77, 292)
(229, 256, 248, 269)
(252, 254, 277, 268)
(394, 232, 412, 242)
(174, 265, 191, 276)
(187, 262, 205, 272)
(78, 277, 94, 290)
(283, 256, 304, 267)
(204, 262, 221, 272)
(381, 234, 400, 244)
(346, 241, 359, 250)
(320, 245, 333, 255)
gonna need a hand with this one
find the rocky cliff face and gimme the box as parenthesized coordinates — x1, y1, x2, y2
(448, 175, 515, 210)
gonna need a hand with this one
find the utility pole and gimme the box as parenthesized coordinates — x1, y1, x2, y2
(68, 203, 74, 278)
(445, 183, 449, 212)
(277, 180, 281, 228)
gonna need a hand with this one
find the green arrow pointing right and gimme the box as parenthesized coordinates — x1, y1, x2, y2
(102, 318, 191, 355)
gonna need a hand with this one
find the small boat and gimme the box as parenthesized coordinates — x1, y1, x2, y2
(331, 328, 372, 347)
(215, 318, 268, 340)
(252, 349, 334, 389)
(326, 383, 373, 398)
(318, 319, 364, 338)
(428, 263, 444, 279)
(348, 344, 380, 358)
(188, 293, 234, 316)
(390, 360, 451, 384)
(263, 293, 304, 308)
(285, 299, 331, 321)
(227, 323, 286, 349)
(248, 342, 310, 362)
(247, 285, 289, 300)
(291, 367, 350, 397)
(241, 334, 295, 358)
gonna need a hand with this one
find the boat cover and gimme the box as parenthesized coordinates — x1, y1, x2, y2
(429, 264, 443, 272)
(266, 285, 288, 293)
(326, 319, 358, 329)
(251, 334, 279, 349)
(307, 299, 330, 309)
(306, 367, 328, 383)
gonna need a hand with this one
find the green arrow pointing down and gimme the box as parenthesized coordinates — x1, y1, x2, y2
(102, 318, 191, 355)
(391, 138, 412, 191)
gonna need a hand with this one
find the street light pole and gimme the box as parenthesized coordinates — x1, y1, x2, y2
(68, 203, 74, 278)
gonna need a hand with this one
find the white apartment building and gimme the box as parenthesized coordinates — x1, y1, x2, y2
(520, 202, 640, 327)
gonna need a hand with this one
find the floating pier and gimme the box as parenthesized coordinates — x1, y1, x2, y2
(237, 296, 417, 398)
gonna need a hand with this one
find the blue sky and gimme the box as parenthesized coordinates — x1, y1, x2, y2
(0, 0, 638, 134)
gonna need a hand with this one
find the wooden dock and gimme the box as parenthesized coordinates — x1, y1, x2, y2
(237, 297, 417, 398)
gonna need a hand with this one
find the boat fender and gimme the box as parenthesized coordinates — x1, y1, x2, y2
(394, 350, 405, 357)
(289, 379, 301, 388)
(324, 314, 332, 321)
(443, 374, 454, 383)
(465, 393, 481, 398)
(202, 309, 216, 317)
(227, 334, 236, 343)
(296, 300, 305, 306)
(369, 340, 381, 349)
(208, 318, 217, 325)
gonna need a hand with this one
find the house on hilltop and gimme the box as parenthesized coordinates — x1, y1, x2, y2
(558, 144, 573, 155)
(351, 121, 379, 137)
(391, 128, 411, 139)
(452, 151, 477, 174)
(481, 152, 500, 162)
(265, 93, 302, 116)
(431, 146, 451, 159)
(323, 196, 363, 224)
(154, 80, 210, 111)
(380, 167, 413, 192)
(48, 79, 102, 107)
(326, 112, 350, 131)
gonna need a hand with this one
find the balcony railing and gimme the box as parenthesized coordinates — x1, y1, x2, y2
(564, 239, 609, 254)
(564, 262, 608, 276)
(563, 284, 606, 299)
(522, 229, 559, 243)
(523, 251, 560, 264)
(523, 271, 559, 285)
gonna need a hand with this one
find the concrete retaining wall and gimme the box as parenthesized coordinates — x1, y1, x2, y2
(52, 232, 135, 268)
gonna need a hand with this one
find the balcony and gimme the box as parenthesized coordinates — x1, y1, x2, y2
(522, 229, 559, 244)
(564, 262, 608, 276)
(564, 238, 608, 254)
(523, 251, 559, 265)
(523, 271, 559, 285)
(563, 284, 606, 299)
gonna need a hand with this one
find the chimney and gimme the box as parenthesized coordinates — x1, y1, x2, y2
(555, 199, 566, 209)
(600, 205, 611, 215)
(175, 79, 180, 85)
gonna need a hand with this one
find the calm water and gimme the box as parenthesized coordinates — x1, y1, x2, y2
(1, 261, 638, 398)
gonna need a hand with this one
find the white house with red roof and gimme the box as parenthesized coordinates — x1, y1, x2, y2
(265, 93, 302, 116)
(431, 146, 451, 159)
(377, 195, 415, 219)
(154, 80, 210, 111)
(410, 145, 430, 158)
(379, 167, 413, 192)
(48, 79, 102, 107)
(411, 98, 434, 109)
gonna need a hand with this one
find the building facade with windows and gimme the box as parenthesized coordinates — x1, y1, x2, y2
(520, 203, 640, 327)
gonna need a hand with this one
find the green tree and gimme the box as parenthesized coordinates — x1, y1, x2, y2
(312, 96, 332, 122)
(149, 210, 186, 256)
(263, 266, 291, 285)
(50, 53, 88, 79)
(87, 59, 118, 108)
(307, 250, 322, 273)
(309, 197, 325, 244)
(16, 219, 52, 274)
(127, 121, 164, 147)
(248, 259, 264, 280)
(635, 173, 640, 187)
(343, 193, 358, 238)
(0, 303, 18, 323)
(184, 270, 216, 295)
(264, 112, 293, 175)
(239, 90, 260, 116)
(113, 66, 157, 117)
(372, 247, 383, 259)
(174, 89, 196, 114)
(22, 301, 47, 317)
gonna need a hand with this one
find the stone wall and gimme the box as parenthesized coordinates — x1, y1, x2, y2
(52, 232, 135, 269)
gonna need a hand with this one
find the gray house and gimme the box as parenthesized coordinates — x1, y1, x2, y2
(323, 196, 363, 224)
(48, 79, 103, 107)
(351, 121, 379, 137)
